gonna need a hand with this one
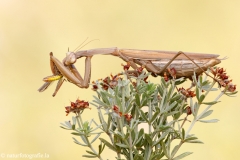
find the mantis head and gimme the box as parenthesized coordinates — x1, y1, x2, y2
(63, 52, 77, 66)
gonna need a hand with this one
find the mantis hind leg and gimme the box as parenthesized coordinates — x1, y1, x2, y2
(157, 51, 216, 80)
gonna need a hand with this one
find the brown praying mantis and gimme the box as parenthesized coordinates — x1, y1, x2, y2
(38, 47, 221, 96)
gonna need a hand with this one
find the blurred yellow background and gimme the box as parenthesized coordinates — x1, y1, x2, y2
(1, 0, 239, 159)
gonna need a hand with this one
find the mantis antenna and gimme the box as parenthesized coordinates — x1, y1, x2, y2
(73, 38, 100, 52)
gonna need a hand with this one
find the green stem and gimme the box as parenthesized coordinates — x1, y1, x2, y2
(203, 81, 216, 97)
(77, 113, 84, 127)
(108, 133, 121, 159)
(185, 90, 225, 138)
(170, 141, 183, 159)
(148, 100, 152, 133)
(76, 114, 103, 160)
(86, 137, 103, 160)
(196, 91, 224, 120)
(129, 129, 133, 160)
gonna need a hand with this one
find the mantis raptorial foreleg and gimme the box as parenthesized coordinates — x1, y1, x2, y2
(38, 52, 92, 96)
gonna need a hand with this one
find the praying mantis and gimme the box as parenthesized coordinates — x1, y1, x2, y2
(38, 47, 221, 96)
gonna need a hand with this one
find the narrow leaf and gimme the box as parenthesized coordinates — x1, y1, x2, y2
(86, 150, 98, 156)
(82, 155, 97, 158)
(99, 138, 117, 152)
(91, 133, 101, 144)
(116, 143, 129, 148)
(173, 152, 193, 160)
(198, 110, 213, 119)
(199, 95, 205, 103)
(201, 101, 219, 105)
(198, 119, 219, 123)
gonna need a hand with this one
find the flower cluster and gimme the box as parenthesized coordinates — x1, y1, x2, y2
(65, 98, 90, 116)
(113, 105, 133, 123)
(92, 74, 121, 91)
(164, 68, 177, 81)
(210, 67, 236, 92)
(178, 87, 196, 99)
(122, 62, 145, 75)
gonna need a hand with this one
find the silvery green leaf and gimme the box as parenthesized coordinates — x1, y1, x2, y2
(199, 94, 205, 103)
(79, 134, 88, 144)
(198, 119, 219, 123)
(115, 131, 125, 139)
(161, 141, 170, 158)
(184, 136, 198, 142)
(71, 132, 85, 136)
(90, 133, 101, 144)
(97, 109, 107, 131)
(150, 111, 160, 123)
(90, 124, 103, 132)
(82, 155, 97, 158)
(201, 101, 219, 105)
(155, 153, 165, 160)
(186, 140, 204, 144)
(192, 72, 198, 87)
(196, 88, 200, 102)
(60, 121, 72, 130)
(72, 116, 76, 125)
(181, 128, 185, 140)
(133, 129, 144, 145)
(145, 134, 153, 146)
(201, 80, 209, 86)
(72, 137, 87, 146)
(99, 138, 117, 152)
(144, 144, 151, 160)
(139, 109, 148, 122)
(134, 155, 144, 160)
(185, 134, 195, 138)
(116, 143, 128, 148)
(202, 86, 218, 91)
(161, 77, 167, 88)
(135, 94, 141, 107)
(163, 101, 177, 113)
(171, 144, 179, 159)
(89, 102, 100, 108)
(98, 143, 105, 154)
(225, 91, 238, 97)
(93, 95, 110, 108)
(100, 91, 110, 105)
(173, 152, 193, 160)
(170, 94, 181, 102)
(153, 130, 170, 146)
(193, 102, 199, 115)
(198, 110, 213, 119)
(166, 111, 179, 116)
(85, 150, 98, 156)
(108, 87, 115, 95)
(131, 119, 140, 130)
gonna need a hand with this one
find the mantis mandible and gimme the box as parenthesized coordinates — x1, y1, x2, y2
(38, 47, 221, 96)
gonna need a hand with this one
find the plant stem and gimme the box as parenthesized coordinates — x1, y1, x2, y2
(86, 137, 103, 160)
(203, 81, 216, 98)
(78, 113, 84, 127)
(108, 133, 122, 159)
(129, 130, 133, 160)
(148, 100, 152, 133)
(185, 90, 225, 138)
(76, 114, 103, 160)
(170, 141, 183, 159)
